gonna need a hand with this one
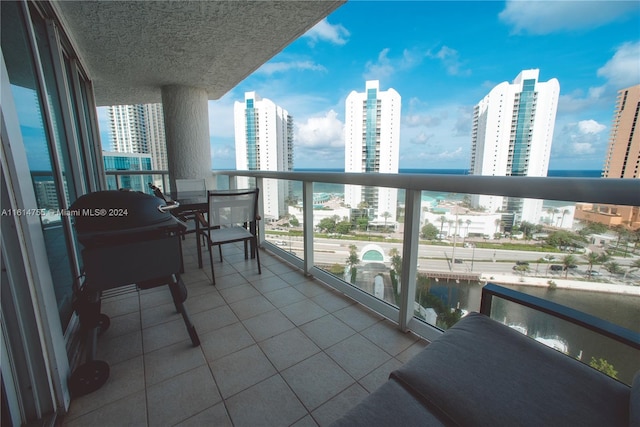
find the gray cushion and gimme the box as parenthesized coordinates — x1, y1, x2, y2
(391, 312, 630, 427)
(330, 379, 449, 427)
(631, 371, 640, 427)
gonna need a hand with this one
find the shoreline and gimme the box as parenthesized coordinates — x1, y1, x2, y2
(481, 273, 640, 296)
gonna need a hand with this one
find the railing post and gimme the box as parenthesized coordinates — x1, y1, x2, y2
(302, 180, 314, 275)
(480, 287, 493, 316)
(256, 177, 265, 247)
(399, 189, 421, 331)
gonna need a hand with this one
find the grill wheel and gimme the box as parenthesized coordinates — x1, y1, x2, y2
(68, 360, 110, 397)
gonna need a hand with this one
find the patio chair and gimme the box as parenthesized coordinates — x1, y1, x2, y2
(195, 188, 261, 285)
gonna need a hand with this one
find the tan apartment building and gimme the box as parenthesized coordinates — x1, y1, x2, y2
(576, 85, 640, 230)
(603, 84, 640, 179)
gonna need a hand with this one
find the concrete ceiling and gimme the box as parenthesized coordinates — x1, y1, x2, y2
(54, 1, 345, 106)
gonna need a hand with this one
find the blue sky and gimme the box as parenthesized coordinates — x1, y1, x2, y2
(100, 1, 640, 171)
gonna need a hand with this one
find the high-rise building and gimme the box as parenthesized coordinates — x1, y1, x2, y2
(344, 80, 401, 226)
(603, 84, 640, 179)
(234, 92, 293, 221)
(470, 69, 559, 225)
(575, 84, 640, 230)
(108, 103, 167, 171)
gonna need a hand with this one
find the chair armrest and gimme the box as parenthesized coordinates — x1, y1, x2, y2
(195, 212, 208, 228)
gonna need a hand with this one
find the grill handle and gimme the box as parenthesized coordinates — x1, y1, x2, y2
(158, 201, 180, 213)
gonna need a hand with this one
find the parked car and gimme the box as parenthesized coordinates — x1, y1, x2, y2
(586, 270, 601, 276)
(516, 261, 529, 266)
(454, 259, 463, 264)
(550, 265, 563, 271)
(566, 264, 578, 270)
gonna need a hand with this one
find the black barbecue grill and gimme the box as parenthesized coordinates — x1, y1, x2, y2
(68, 190, 200, 396)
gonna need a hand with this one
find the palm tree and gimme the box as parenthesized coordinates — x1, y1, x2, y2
(624, 259, 640, 280)
(381, 211, 392, 231)
(546, 208, 556, 225)
(553, 208, 561, 227)
(465, 219, 472, 241)
(604, 261, 623, 278)
(494, 218, 502, 235)
(438, 216, 447, 239)
(447, 220, 454, 237)
(584, 252, 600, 272)
(389, 248, 402, 276)
(346, 244, 360, 284)
(562, 254, 577, 278)
(559, 209, 570, 228)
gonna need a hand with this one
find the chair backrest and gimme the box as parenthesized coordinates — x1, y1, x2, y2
(175, 179, 206, 195)
(207, 188, 259, 228)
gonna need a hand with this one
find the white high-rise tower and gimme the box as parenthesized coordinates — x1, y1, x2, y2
(470, 69, 559, 224)
(234, 92, 293, 221)
(344, 80, 401, 225)
(108, 103, 167, 171)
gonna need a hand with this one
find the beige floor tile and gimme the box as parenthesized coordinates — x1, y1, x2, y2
(311, 383, 369, 426)
(325, 334, 391, 380)
(360, 320, 419, 356)
(210, 345, 276, 399)
(263, 286, 307, 308)
(280, 299, 329, 326)
(333, 303, 384, 332)
(225, 375, 307, 427)
(219, 283, 260, 304)
(282, 352, 354, 411)
(242, 309, 295, 342)
(174, 402, 232, 427)
(63, 390, 146, 427)
(200, 322, 255, 362)
(311, 291, 355, 313)
(229, 294, 276, 321)
(259, 328, 321, 371)
(299, 315, 355, 349)
(144, 340, 206, 386)
(358, 358, 403, 393)
(147, 365, 221, 427)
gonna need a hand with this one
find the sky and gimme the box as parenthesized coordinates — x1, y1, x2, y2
(99, 0, 640, 171)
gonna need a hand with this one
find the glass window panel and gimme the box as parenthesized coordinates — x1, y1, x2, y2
(1, 1, 75, 328)
(314, 183, 397, 305)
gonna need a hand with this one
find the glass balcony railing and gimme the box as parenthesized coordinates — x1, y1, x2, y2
(105, 168, 640, 384)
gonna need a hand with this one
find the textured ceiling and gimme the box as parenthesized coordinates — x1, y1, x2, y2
(54, 1, 345, 106)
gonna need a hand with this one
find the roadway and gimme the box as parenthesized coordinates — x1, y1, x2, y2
(264, 234, 640, 281)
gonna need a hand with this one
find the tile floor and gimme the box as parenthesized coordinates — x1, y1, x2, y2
(61, 235, 429, 427)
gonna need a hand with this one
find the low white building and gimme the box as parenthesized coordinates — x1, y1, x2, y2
(422, 210, 502, 239)
(287, 204, 351, 229)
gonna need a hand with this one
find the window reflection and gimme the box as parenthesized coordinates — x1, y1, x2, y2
(2, 1, 75, 328)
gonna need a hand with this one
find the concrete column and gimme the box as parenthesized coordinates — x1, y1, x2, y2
(161, 85, 212, 192)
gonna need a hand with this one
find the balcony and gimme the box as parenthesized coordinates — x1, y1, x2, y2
(95, 171, 639, 400)
(61, 235, 428, 426)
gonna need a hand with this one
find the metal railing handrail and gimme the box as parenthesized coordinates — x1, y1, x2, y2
(212, 170, 640, 206)
(480, 283, 640, 349)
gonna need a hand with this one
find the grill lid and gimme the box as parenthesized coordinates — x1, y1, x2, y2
(70, 190, 175, 234)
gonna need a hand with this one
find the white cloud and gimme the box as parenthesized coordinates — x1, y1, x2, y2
(257, 61, 327, 75)
(363, 48, 427, 81)
(572, 142, 597, 155)
(405, 114, 443, 128)
(499, 1, 638, 35)
(597, 41, 640, 89)
(364, 48, 396, 81)
(550, 120, 608, 166)
(410, 132, 435, 145)
(303, 18, 350, 46)
(295, 109, 344, 149)
(577, 119, 606, 135)
(558, 42, 640, 117)
(426, 46, 471, 76)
